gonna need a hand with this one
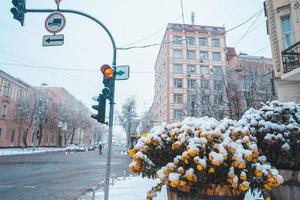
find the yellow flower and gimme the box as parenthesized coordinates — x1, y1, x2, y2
(172, 141, 182, 150)
(265, 196, 271, 200)
(238, 162, 246, 169)
(130, 163, 142, 173)
(263, 183, 272, 191)
(255, 168, 262, 177)
(197, 164, 205, 171)
(178, 168, 185, 174)
(228, 147, 236, 153)
(240, 174, 247, 181)
(208, 167, 215, 173)
(177, 180, 190, 192)
(169, 180, 179, 187)
(211, 160, 220, 166)
(142, 145, 149, 153)
(239, 182, 249, 191)
(244, 155, 252, 162)
(186, 173, 197, 183)
(187, 149, 198, 157)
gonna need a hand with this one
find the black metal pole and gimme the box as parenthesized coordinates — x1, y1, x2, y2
(25, 8, 117, 200)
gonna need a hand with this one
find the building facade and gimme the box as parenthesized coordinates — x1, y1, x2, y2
(264, 0, 300, 102)
(150, 23, 227, 125)
(0, 70, 95, 148)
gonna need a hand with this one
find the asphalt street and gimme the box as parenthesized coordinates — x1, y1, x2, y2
(0, 146, 131, 200)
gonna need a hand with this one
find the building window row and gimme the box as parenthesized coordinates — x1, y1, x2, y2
(173, 36, 221, 47)
(174, 78, 224, 90)
(173, 64, 223, 75)
(173, 50, 222, 61)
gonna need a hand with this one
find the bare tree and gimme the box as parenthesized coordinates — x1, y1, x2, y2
(119, 97, 140, 148)
(138, 109, 152, 134)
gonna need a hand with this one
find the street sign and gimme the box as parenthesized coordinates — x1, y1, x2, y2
(45, 12, 66, 33)
(54, 0, 62, 5)
(42, 34, 64, 46)
(115, 65, 130, 80)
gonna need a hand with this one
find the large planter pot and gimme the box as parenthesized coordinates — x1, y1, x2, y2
(167, 185, 245, 200)
(271, 169, 300, 200)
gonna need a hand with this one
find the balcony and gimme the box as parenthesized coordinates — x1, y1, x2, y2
(282, 41, 300, 74)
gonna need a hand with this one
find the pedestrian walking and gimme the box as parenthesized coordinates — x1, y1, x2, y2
(99, 144, 102, 155)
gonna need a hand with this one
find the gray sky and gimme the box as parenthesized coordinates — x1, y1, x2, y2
(0, 0, 270, 114)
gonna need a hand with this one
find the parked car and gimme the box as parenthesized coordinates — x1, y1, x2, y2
(87, 144, 95, 151)
(66, 144, 78, 152)
(77, 144, 88, 152)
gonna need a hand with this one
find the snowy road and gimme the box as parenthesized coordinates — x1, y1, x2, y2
(0, 146, 131, 200)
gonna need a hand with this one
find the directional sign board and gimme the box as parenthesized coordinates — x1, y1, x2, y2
(42, 34, 64, 47)
(45, 12, 66, 33)
(115, 65, 130, 80)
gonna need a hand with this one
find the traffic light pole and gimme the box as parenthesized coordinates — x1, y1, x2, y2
(24, 8, 117, 200)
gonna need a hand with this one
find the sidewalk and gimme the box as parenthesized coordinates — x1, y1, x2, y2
(0, 147, 65, 156)
(79, 176, 261, 200)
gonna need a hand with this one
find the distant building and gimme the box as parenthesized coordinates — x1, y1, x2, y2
(0, 70, 94, 148)
(150, 23, 227, 125)
(264, 0, 300, 102)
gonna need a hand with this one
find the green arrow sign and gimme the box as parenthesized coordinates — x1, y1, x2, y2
(115, 65, 130, 80)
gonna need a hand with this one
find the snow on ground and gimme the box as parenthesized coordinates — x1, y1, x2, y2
(0, 147, 65, 156)
(79, 176, 262, 200)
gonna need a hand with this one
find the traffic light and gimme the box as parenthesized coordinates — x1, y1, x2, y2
(100, 64, 115, 101)
(10, 0, 26, 26)
(91, 94, 107, 124)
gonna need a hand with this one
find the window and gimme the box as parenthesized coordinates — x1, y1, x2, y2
(174, 109, 183, 121)
(212, 39, 221, 47)
(173, 36, 182, 45)
(188, 79, 196, 89)
(213, 66, 223, 75)
(11, 130, 15, 143)
(200, 66, 209, 75)
(187, 37, 195, 45)
(2, 104, 8, 118)
(199, 38, 208, 46)
(0, 128, 2, 143)
(202, 95, 210, 104)
(281, 16, 292, 48)
(187, 51, 196, 59)
(214, 94, 222, 104)
(174, 94, 183, 104)
(187, 65, 196, 74)
(173, 50, 183, 59)
(200, 51, 208, 61)
(5, 82, 11, 96)
(201, 80, 209, 90)
(214, 80, 222, 91)
(212, 52, 221, 61)
(173, 64, 183, 73)
(174, 79, 183, 88)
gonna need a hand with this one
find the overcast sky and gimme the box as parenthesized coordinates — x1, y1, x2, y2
(0, 0, 271, 115)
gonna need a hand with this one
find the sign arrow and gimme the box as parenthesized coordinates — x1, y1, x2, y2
(46, 37, 63, 43)
(42, 34, 64, 47)
(116, 71, 125, 76)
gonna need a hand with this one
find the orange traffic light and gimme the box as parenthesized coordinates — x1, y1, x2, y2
(100, 64, 114, 78)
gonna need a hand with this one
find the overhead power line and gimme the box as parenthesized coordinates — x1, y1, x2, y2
(117, 8, 264, 51)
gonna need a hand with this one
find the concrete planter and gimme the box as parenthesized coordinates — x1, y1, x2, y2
(167, 185, 244, 200)
(271, 169, 300, 200)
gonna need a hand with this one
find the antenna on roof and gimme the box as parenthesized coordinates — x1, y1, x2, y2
(191, 11, 195, 25)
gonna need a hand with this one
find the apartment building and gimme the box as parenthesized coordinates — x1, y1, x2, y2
(264, 0, 300, 102)
(0, 70, 33, 147)
(150, 23, 227, 125)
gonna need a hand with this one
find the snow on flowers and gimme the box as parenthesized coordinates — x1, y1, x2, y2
(130, 114, 284, 200)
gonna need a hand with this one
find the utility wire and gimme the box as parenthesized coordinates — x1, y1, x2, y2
(0, 62, 155, 74)
(119, 15, 182, 48)
(233, 10, 263, 47)
(117, 8, 264, 51)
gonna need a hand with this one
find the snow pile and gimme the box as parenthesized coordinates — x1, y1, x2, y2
(0, 147, 65, 156)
